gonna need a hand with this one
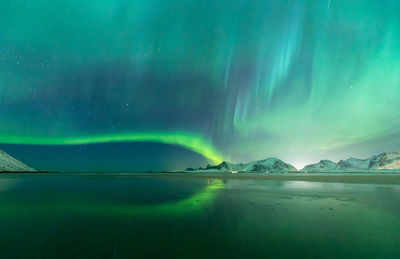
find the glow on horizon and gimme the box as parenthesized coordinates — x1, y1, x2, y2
(1, 1, 400, 171)
(0, 132, 224, 165)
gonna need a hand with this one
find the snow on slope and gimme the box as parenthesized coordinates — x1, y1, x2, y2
(336, 157, 371, 171)
(0, 150, 36, 172)
(301, 160, 337, 172)
(368, 150, 400, 170)
(302, 150, 400, 172)
(186, 150, 400, 173)
(188, 158, 297, 173)
(336, 151, 400, 171)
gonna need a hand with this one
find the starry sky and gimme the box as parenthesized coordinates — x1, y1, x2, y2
(0, 0, 400, 172)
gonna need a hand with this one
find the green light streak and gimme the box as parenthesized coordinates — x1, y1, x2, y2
(0, 132, 224, 164)
(0, 179, 224, 218)
(78, 179, 224, 217)
(2, 0, 400, 169)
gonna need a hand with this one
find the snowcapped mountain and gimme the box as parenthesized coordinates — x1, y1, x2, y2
(186, 150, 400, 173)
(368, 150, 400, 170)
(0, 150, 36, 172)
(301, 150, 400, 172)
(301, 160, 337, 172)
(336, 150, 400, 172)
(187, 158, 297, 173)
(336, 157, 371, 171)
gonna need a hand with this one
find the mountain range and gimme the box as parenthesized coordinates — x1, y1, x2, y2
(187, 150, 400, 173)
(0, 150, 36, 172)
(302, 150, 400, 172)
(186, 157, 297, 173)
(0, 148, 399, 173)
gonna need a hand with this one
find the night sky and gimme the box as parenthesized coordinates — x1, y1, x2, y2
(1, 0, 400, 172)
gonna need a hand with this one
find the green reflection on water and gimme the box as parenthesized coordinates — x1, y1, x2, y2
(0, 179, 224, 218)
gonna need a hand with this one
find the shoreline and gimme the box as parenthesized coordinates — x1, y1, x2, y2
(149, 173, 400, 185)
(3, 171, 398, 185)
(0, 171, 54, 174)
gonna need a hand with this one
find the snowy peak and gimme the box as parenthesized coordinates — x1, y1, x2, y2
(336, 157, 371, 171)
(188, 157, 297, 173)
(0, 150, 36, 172)
(301, 160, 337, 172)
(251, 157, 297, 172)
(186, 150, 400, 173)
(302, 150, 400, 172)
(336, 151, 400, 171)
(368, 150, 400, 170)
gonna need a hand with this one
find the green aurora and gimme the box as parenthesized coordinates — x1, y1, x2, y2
(0, 132, 224, 164)
(1, 0, 400, 170)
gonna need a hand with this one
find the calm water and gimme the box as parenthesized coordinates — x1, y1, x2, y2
(0, 174, 399, 258)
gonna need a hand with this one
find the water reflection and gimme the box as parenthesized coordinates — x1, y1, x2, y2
(0, 174, 225, 217)
(0, 174, 400, 258)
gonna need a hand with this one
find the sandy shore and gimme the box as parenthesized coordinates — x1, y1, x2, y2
(4, 171, 400, 185)
(136, 172, 400, 185)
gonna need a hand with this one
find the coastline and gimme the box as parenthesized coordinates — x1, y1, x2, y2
(0, 171, 54, 174)
(141, 172, 400, 185)
(2, 171, 400, 185)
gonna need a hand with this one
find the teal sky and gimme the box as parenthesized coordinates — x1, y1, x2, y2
(0, 0, 400, 171)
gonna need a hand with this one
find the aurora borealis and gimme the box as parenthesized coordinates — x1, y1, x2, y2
(1, 0, 400, 171)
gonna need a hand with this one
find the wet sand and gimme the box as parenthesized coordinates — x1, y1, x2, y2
(3, 171, 400, 185)
(140, 172, 400, 185)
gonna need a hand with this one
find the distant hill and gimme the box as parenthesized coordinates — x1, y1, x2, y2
(301, 160, 337, 172)
(187, 150, 400, 173)
(0, 150, 36, 172)
(300, 150, 400, 172)
(364, 150, 400, 170)
(187, 157, 297, 173)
